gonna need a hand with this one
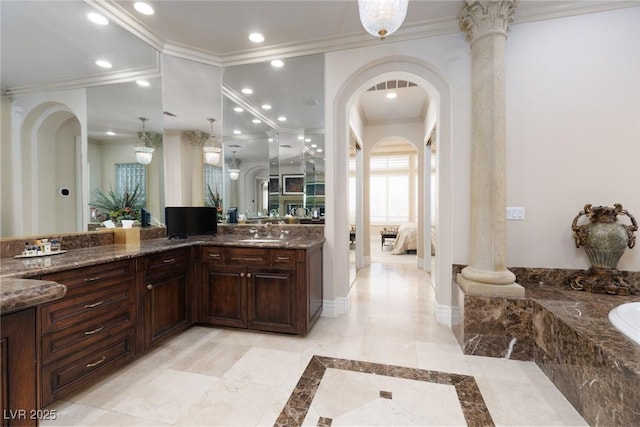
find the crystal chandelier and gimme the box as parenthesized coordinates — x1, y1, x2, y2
(134, 117, 162, 165)
(358, 0, 408, 40)
(203, 118, 221, 165)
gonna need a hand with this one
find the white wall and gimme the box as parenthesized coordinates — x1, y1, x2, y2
(505, 7, 640, 271)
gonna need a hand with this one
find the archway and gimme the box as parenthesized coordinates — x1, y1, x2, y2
(328, 56, 453, 324)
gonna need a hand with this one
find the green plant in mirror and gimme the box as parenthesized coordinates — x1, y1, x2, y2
(206, 184, 223, 222)
(91, 185, 143, 222)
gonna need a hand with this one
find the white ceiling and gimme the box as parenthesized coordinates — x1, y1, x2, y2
(2, 1, 636, 154)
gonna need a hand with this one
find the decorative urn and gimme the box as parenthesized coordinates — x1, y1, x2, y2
(570, 203, 637, 295)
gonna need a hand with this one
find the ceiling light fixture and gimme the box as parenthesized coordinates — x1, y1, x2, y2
(249, 32, 264, 43)
(233, 129, 241, 135)
(277, 116, 287, 122)
(270, 59, 284, 68)
(234, 107, 244, 112)
(203, 118, 221, 165)
(228, 151, 240, 181)
(133, 2, 154, 15)
(134, 117, 162, 165)
(106, 131, 116, 136)
(358, 0, 408, 40)
(136, 80, 150, 87)
(241, 88, 253, 95)
(87, 12, 109, 25)
(386, 92, 397, 99)
(95, 59, 112, 68)
(261, 104, 272, 110)
(252, 119, 262, 124)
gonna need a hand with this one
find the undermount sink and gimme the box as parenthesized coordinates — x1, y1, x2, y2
(237, 238, 282, 243)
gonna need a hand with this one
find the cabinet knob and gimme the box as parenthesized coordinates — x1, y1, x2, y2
(240, 272, 245, 278)
(247, 273, 252, 278)
(147, 284, 153, 290)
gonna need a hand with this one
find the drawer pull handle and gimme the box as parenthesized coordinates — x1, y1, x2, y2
(147, 284, 153, 290)
(84, 300, 104, 309)
(84, 326, 104, 336)
(86, 356, 106, 368)
(247, 273, 252, 278)
(276, 256, 290, 261)
(163, 258, 176, 264)
(208, 253, 221, 258)
(240, 272, 245, 278)
(84, 276, 102, 282)
(233, 257, 264, 263)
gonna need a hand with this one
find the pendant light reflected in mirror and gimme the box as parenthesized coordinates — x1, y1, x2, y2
(134, 117, 155, 165)
(228, 151, 240, 181)
(203, 117, 221, 165)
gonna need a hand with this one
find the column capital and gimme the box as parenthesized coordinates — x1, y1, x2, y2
(459, 0, 517, 44)
(183, 130, 209, 147)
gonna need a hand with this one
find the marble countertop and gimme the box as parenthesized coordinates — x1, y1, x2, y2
(0, 278, 67, 314)
(0, 234, 324, 279)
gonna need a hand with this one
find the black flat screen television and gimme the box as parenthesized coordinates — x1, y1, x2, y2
(165, 206, 217, 239)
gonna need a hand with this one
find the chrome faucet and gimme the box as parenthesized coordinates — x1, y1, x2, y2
(249, 228, 259, 239)
(279, 229, 289, 240)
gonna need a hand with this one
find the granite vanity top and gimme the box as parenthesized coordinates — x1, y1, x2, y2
(0, 278, 67, 314)
(0, 234, 323, 314)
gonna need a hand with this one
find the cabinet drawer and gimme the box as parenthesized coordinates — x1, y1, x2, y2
(226, 247, 269, 265)
(270, 249, 297, 267)
(41, 331, 135, 407)
(40, 280, 135, 333)
(40, 260, 135, 299)
(41, 307, 135, 363)
(202, 246, 224, 263)
(143, 248, 189, 278)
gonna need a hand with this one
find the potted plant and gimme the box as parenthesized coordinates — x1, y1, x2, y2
(91, 185, 143, 225)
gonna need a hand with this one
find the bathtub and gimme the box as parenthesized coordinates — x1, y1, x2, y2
(608, 302, 640, 346)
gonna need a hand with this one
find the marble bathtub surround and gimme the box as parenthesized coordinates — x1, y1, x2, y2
(457, 0, 522, 297)
(275, 355, 494, 427)
(0, 278, 66, 314)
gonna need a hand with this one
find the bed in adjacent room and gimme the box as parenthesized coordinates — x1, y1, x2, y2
(390, 222, 418, 255)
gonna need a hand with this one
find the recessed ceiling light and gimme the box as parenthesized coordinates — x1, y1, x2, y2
(261, 104, 272, 110)
(270, 59, 284, 68)
(297, 136, 304, 140)
(133, 2, 154, 15)
(136, 80, 150, 87)
(234, 107, 244, 113)
(386, 92, 398, 99)
(233, 130, 241, 135)
(106, 131, 116, 136)
(277, 116, 287, 122)
(252, 119, 261, 124)
(249, 32, 264, 43)
(305, 138, 311, 142)
(268, 138, 274, 142)
(241, 88, 253, 95)
(95, 59, 112, 68)
(311, 144, 318, 148)
(87, 12, 109, 25)
(316, 148, 323, 153)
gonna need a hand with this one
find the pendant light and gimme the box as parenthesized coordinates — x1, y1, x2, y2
(134, 117, 161, 165)
(203, 117, 221, 165)
(358, 0, 408, 40)
(228, 151, 240, 181)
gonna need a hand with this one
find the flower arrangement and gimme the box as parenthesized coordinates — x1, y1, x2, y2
(91, 185, 143, 223)
(206, 184, 223, 222)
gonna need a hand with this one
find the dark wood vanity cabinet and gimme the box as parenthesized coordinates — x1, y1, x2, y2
(1, 308, 37, 427)
(38, 260, 137, 407)
(138, 247, 193, 351)
(200, 245, 322, 335)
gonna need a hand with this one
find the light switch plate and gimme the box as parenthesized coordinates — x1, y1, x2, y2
(507, 207, 525, 220)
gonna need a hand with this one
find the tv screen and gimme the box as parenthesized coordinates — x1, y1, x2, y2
(165, 207, 217, 239)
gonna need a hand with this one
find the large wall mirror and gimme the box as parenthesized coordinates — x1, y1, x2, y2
(221, 54, 325, 221)
(1, 1, 162, 237)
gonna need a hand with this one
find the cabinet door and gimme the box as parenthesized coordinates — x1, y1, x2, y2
(247, 268, 297, 334)
(201, 264, 247, 328)
(1, 309, 37, 427)
(143, 273, 189, 348)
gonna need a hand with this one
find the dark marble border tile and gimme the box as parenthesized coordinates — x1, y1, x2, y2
(274, 355, 495, 427)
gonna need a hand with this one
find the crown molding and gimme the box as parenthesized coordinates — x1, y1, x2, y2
(512, 1, 640, 25)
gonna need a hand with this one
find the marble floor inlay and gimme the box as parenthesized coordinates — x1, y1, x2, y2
(275, 355, 493, 427)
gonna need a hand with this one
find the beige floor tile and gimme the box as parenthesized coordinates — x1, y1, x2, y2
(222, 347, 302, 387)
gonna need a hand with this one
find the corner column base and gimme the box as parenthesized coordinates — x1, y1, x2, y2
(456, 273, 525, 298)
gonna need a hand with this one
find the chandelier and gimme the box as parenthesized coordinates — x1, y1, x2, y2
(358, 0, 408, 40)
(203, 117, 221, 165)
(134, 117, 162, 165)
(228, 151, 240, 181)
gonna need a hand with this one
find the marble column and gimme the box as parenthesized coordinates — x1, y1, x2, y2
(458, 0, 524, 297)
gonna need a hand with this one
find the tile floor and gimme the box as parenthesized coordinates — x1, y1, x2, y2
(42, 257, 587, 426)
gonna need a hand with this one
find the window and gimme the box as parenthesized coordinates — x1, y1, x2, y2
(115, 163, 146, 205)
(204, 164, 223, 204)
(369, 153, 416, 224)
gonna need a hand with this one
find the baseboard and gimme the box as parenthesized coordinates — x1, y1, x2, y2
(321, 295, 351, 317)
(434, 300, 452, 326)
